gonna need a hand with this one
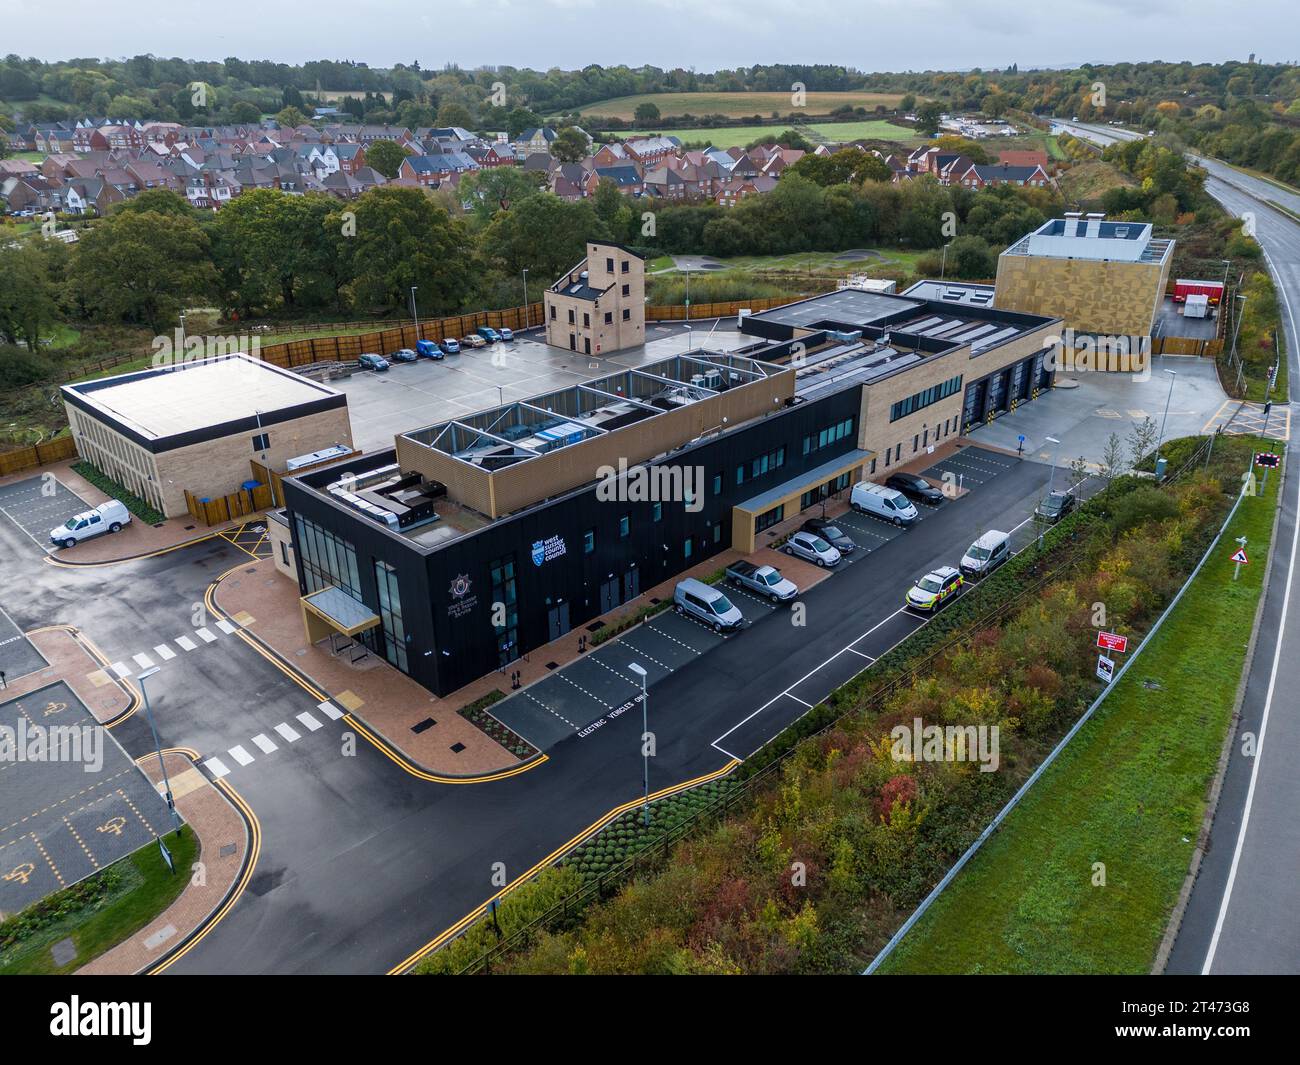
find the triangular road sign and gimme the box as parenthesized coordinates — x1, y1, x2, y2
(1230, 548, 1249, 564)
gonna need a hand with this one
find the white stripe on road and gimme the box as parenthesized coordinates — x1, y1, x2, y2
(295, 711, 323, 732)
(203, 756, 230, 779)
(251, 733, 278, 754)
(153, 644, 176, 661)
(132, 652, 154, 670)
(216, 619, 237, 634)
(111, 661, 132, 679)
(274, 722, 301, 743)
(228, 744, 254, 767)
(195, 627, 218, 643)
(175, 635, 197, 651)
(316, 701, 344, 720)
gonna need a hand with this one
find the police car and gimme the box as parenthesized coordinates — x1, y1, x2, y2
(905, 565, 963, 613)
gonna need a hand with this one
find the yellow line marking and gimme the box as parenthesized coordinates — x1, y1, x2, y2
(30, 832, 66, 888)
(388, 758, 740, 974)
(44, 530, 225, 569)
(61, 814, 99, 870)
(116, 787, 157, 837)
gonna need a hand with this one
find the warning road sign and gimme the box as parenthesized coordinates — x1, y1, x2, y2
(1230, 548, 1249, 564)
(1097, 631, 1129, 653)
(1255, 453, 1280, 469)
(1097, 655, 1115, 684)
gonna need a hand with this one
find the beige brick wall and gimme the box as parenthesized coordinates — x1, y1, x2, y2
(994, 254, 1166, 337)
(544, 242, 645, 354)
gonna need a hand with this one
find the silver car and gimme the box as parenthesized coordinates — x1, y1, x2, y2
(783, 530, 842, 567)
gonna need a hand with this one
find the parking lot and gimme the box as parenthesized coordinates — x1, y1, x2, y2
(335, 322, 751, 452)
(0, 682, 180, 916)
(0, 474, 91, 556)
(485, 443, 1036, 756)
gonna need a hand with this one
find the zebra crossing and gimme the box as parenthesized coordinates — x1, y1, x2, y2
(104, 617, 246, 682)
(202, 701, 346, 781)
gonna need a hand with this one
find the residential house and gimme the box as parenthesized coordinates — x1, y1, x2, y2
(955, 162, 1051, 190)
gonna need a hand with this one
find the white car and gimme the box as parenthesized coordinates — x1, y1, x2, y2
(50, 500, 131, 548)
(783, 530, 841, 567)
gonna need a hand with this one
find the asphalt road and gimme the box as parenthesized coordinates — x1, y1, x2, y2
(1064, 118, 1300, 974)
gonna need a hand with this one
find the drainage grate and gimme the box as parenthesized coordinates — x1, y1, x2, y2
(546, 661, 559, 670)
(220, 843, 237, 857)
(411, 717, 436, 734)
(185, 525, 196, 531)
(586, 621, 605, 633)
(450, 742, 466, 753)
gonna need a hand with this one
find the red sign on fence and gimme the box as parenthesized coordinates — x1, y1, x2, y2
(1096, 631, 1129, 653)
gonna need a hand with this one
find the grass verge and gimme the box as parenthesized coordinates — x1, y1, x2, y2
(0, 826, 198, 975)
(879, 453, 1280, 974)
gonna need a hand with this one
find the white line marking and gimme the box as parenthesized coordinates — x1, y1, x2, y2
(228, 744, 254, 767)
(153, 644, 176, 661)
(316, 701, 344, 720)
(175, 635, 197, 651)
(132, 652, 154, 670)
(251, 733, 278, 754)
(216, 619, 237, 634)
(203, 757, 230, 779)
(296, 711, 323, 732)
(111, 661, 132, 679)
(1202, 243, 1299, 975)
(784, 693, 814, 708)
(195, 627, 217, 643)
(845, 647, 875, 660)
(274, 722, 301, 743)
(523, 689, 579, 730)
(712, 741, 743, 761)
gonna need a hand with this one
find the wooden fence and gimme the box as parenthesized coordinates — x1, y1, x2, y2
(0, 436, 77, 478)
(183, 483, 275, 526)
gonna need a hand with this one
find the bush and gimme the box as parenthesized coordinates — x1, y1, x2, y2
(70, 461, 165, 525)
(0, 344, 52, 388)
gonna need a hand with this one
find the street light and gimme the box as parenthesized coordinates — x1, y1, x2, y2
(628, 662, 650, 826)
(136, 667, 183, 839)
(521, 268, 529, 329)
(940, 242, 953, 281)
(1039, 436, 1060, 550)
(410, 285, 420, 342)
(1155, 369, 1177, 469)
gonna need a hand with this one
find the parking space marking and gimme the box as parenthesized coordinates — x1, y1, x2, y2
(61, 815, 99, 870)
(175, 635, 197, 651)
(845, 647, 875, 661)
(645, 620, 706, 654)
(251, 733, 278, 754)
(616, 640, 673, 673)
(523, 690, 579, 731)
(555, 670, 614, 711)
(274, 722, 301, 743)
(153, 644, 176, 661)
(228, 745, 254, 767)
(588, 655, 645, 690)
(295, 711, 323, 732)
(203, 757, 231, 779)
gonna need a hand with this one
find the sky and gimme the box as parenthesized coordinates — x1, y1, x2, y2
(1, 0, 1294, 72)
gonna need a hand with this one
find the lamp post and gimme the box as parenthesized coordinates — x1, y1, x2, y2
(1155, 369, 1177, 470)
(1229, 292, 1248, 373)
(410, 285, 420, 342)
(628, 662, 649, 826)
(1039, 435, 1060, 550)
(136, 667, 182, 838)
(940, 242, 953, 281)
(178, 312, 186, 358)
(521, 268, 529, 329)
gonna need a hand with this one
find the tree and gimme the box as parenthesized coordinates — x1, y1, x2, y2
(341, 186, 475, 314)
(436, 100, 474, 130)
(1098, 432, 1126, 481)
(1127, 416, 1159, 469)
(481, 194, 609, 280)
(228, 101, 262, 124)
(72, 207, 215, 333)
(0, 240, 62, 350)
(946, 235, 997, 279)
(275, 105, 307, 129)
(899, 93, 916, 112)
(633, 101, 661, 126)
(915, 100, 943, 136)
(458, 166, 546, 224)
(551, 126, 590, 164)
(365, 138, 409, 179)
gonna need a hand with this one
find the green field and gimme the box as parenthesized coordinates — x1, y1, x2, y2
(881, 451, 1279, 974)
(573, 90, 909, 122)
(648, 120, 921, 149)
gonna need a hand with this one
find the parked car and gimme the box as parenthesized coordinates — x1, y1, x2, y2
(439, 338, 461, 355)
(674, 577, 744, 632)
(50, 500, 131, 549)
(960, 530, 1011, 578)
(358, 353, 389, 372)
(1035, 490, 1076, 524)
(850, 482, 918, 526)
(885, 472, 944, 505)
(800, 517, 855, 556)
(783, 530, 841, 568)
(499, 328, 515, 342)
(476, 326, 502, 344)
(462, 334, 487, 349)
(388, 348, 418, 363)
(725, 561, 798, 603)
(905, 565, 964, 613)
(415, 339, 443, 360)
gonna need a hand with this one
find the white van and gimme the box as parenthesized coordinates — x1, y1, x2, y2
(960, 530, 1011, 578)
(673, 577, 745, 633)
(851, 482, 918, 526)
(50, 500, 131, 549)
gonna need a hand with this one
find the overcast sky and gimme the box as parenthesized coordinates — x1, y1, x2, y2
(1, 0, 1293, 72)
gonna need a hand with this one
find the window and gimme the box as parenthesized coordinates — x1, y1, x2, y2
(567, 308, 575, 324)
(606, 257, 615, 273)
(293, 515, 360, 597)
(550, 305, 556, 320)
(736, 464, 746, 486)
(890, 375, 963, 422)
(750, 445, 786, 480)
(652, 502, 662, 522)
(252, 432, 269, 452)
(803, 418, 855, 457)
(755, 504, 785, 532)
(712, 522, 722, 544)
(683, 536, 693, 559)
(913, 434, 919, 453)
(374, 560, 407, 672)
(583, 313, 590, 328)
(583, 528, 595, 554)
(870, 457, 877, 475)
(712, 473, 722, 495)
(604, 312, 613, 324)
(621, 284, 630, 297)
(619, 513, 630, 538)
(622, 309, 630, 321)
(490, 554, 519, 667)
(622, 260, 630, 273)
(279, 541, 289, 566)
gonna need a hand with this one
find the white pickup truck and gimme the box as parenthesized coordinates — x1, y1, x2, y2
(725, 561, 799, 604)
(50, 500, 131, 549)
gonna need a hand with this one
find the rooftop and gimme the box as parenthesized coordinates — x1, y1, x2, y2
(1003, 216, 1174, 265)
(62, 354, 344, 446)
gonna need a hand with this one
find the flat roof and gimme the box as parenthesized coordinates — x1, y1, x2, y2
(63, 354, 346, 453)
(748, 289, 923, 332)
(901, 280, 998, 307)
